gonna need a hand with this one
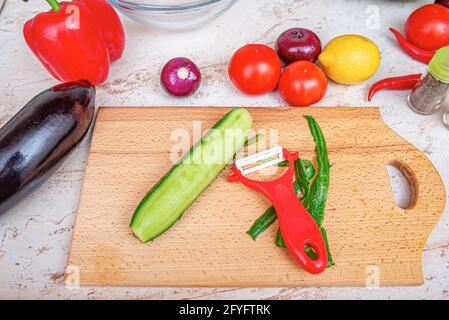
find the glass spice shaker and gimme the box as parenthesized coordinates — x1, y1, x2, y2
(408, 46, 449, 115)
(443, 112, 449, 129)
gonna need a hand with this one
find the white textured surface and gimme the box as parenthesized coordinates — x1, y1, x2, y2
(0, 0, 448, 299)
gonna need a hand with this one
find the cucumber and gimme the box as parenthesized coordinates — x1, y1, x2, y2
(130, 108, 253, 242)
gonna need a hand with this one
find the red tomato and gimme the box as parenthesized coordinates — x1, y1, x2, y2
(278, 61, 328, 107)
(405, 4, 449, 51)
(228, 44, 282, 95)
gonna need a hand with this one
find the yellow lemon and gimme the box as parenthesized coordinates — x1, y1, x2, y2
(318, 35, 381, 85)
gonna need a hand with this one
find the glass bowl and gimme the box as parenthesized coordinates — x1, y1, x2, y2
(108, 0, 238, 30)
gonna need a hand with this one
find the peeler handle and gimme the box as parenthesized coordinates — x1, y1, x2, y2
(271, 184, 328, 274)
(228, 148, 328, 274)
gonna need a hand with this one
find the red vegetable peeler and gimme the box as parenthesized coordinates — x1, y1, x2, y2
(228, 146, 327, 274)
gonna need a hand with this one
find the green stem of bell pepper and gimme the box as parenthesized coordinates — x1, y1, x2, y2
(45, 0, 61, 12)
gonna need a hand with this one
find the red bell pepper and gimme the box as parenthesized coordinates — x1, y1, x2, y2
(23, 0, 125, 86)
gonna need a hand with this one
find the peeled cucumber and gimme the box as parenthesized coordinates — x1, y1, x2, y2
(130, 108, 253, 242)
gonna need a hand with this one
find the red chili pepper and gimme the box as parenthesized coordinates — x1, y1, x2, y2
(389, 28, 435, 64)
(368, 74, 422, 101)
(23, 0, 125, 86)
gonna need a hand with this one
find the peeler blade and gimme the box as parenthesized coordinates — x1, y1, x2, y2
(235, 146, 284, 176)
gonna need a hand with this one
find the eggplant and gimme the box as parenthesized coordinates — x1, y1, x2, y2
(0, 80, 95, 215)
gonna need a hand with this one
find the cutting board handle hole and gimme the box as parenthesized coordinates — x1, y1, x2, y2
(386, 161, 418, 210)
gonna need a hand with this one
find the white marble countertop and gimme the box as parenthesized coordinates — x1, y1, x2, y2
(0, 0, 448, 299)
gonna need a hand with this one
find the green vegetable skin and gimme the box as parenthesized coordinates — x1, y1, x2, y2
(130, 108, 253, 242)
(247, 116, 334, 267)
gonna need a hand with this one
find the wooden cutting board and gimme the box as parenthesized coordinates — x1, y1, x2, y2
(67, 107, 445, 287)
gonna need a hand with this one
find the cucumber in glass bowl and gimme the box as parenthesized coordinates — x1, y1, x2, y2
(130, 108, 253, 242)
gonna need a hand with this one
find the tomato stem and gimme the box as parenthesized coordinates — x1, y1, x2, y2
(45, 0, 61, 12)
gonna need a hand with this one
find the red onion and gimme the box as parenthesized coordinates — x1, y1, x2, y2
(276, 28, 322, 64)
(436, 0, 449, 8)
(160, 57, 201, 97)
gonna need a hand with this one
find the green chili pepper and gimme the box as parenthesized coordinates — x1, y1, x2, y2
(301, 116, 334, 266)
(300, 159, 315, 179)
(304, 116, 330, 226)
(295, 157, 314, 207)
(275, 228, 284, 247)
(277, 160, 289, 167)
(319, 226, 334, 266)
(247, 206, 278, 241)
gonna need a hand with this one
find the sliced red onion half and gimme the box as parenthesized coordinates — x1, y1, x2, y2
(160, 57, 201, 97)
